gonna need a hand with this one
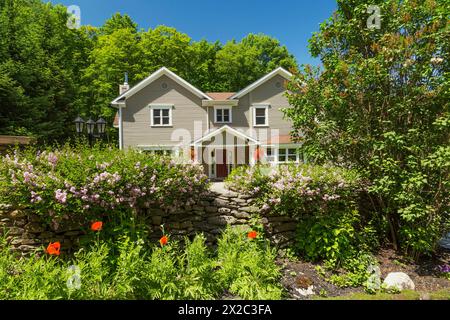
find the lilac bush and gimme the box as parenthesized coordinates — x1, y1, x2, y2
(0, 144, 209, 223)
(226, 164, 365, 217)
(437, 265, 450, 280)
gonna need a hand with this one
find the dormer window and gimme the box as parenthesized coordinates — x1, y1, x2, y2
(214, 106, 232, 124)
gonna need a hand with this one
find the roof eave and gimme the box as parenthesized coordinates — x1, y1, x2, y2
(229, 67, 293, 100)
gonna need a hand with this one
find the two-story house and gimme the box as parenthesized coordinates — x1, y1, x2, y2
(111, 67, 302, 179)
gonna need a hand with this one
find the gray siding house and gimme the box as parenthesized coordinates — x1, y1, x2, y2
(111, 67, 302, 179)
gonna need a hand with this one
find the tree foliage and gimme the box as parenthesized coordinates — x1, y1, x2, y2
(0, 0, 91, 142)
(0, 1, 297, 142)
(285, 0, 449, 258)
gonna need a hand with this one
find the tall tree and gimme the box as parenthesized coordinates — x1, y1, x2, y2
(215, 34, 298, 91)
(285, 0, 449, 257)
(100, 13, 137, 35)
(0, 0, 90, 142)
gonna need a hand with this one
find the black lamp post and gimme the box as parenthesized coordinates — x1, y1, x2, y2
(74, 116, 85, 135)
(86, 118, 95, 146)
(74, 116, 108, 146)
(96, 118, 107, 136)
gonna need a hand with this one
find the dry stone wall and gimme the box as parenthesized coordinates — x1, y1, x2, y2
(0, 188, 298, 255)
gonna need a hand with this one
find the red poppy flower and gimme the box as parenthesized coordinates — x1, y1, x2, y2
(160, 235, 168, 246)
(248, 231, 258, 239)
(91, 221, 103, 231)
(46, 242, 61, 256)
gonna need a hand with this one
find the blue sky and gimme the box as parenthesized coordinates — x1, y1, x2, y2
(48, 0, 337, 66)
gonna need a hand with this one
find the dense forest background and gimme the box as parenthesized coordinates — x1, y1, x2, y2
(0, 0, 298, 142)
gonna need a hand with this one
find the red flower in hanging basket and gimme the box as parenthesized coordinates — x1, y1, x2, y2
(46, 242, 61, 256)
(160, 235, 168, 246)
(248, 231, 258, 239)
(91, 221, 103, 231)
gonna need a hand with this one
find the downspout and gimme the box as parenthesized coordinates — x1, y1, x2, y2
(118, 106, 123, 150)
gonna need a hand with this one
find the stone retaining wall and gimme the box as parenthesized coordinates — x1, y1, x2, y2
(145, 188, 297, 247)
(0, 188, 297, 255)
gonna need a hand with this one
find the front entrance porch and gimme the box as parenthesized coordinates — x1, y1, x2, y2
(191, 126, 259, 179)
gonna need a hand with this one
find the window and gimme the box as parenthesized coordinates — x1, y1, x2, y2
(150, 105, 172, 126)
(277, 147, 300, 163)
(278, 148, 287, 163)
(266, 147, 276, 163)
(143, 148, 174, 156)
(287, 148, 297, 162)
(253, 105, 269, 126)
(214, 107, 232, 123)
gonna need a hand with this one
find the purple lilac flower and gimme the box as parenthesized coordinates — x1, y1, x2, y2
(48, 153, 58, 167)
(23, 172, 32, 183)
(439, 265, 450, 273)
(55, 189, 67, 204)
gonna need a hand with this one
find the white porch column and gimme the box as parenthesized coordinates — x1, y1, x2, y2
(249, 143, 257, 167)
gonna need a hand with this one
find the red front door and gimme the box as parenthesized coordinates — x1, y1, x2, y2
(216, 149, 228, 178)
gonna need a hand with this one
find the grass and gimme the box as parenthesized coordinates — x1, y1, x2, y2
(315, 289, 450, 300)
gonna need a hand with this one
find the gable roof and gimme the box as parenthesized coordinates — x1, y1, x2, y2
(206, 92, 235, 100)
(111, 67, 212, 105)
(191, 125, 259, 145)
(229, 67, 293, 100)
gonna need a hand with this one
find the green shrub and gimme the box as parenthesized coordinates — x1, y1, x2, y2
(283, 0, 449, 259)
(327, 253, 378, 289)
(296, 210, 359, 268)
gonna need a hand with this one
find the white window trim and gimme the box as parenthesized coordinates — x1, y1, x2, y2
(262, 145, 303, 164)
(149, 104, 173, 127)
(252, 104, 269, 127)
(277, 147, 300, 164)
(214, 106, 232, 124)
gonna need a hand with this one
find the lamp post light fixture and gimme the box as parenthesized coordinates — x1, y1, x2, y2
(74, 116, 108, 146)
(74, 116, 85, 134)
(86, 118, 96, 135)
(96, 118, 107, 136)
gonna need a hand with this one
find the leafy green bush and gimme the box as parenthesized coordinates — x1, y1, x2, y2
(283, 0, 449, 258)
(296, 210, 359, 268)
(227, 164, 381, 291)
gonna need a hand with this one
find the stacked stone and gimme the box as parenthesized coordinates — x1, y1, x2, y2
(0, 188, 299, 255)
(0, 204, 84, 255)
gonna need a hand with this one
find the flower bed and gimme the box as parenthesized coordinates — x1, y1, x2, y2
(0, 227, 282, 300)
(0, 144, 209, 225)
(225, 164, 365, 218)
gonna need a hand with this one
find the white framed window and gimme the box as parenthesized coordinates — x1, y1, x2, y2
(265, 147, 276, 163)
(150, 105, 173, 127)
(140, 146, 175, 156)
(214, 106, 232, 124)
(253, 105, 269, 127)
(277, 147, 300, 163)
